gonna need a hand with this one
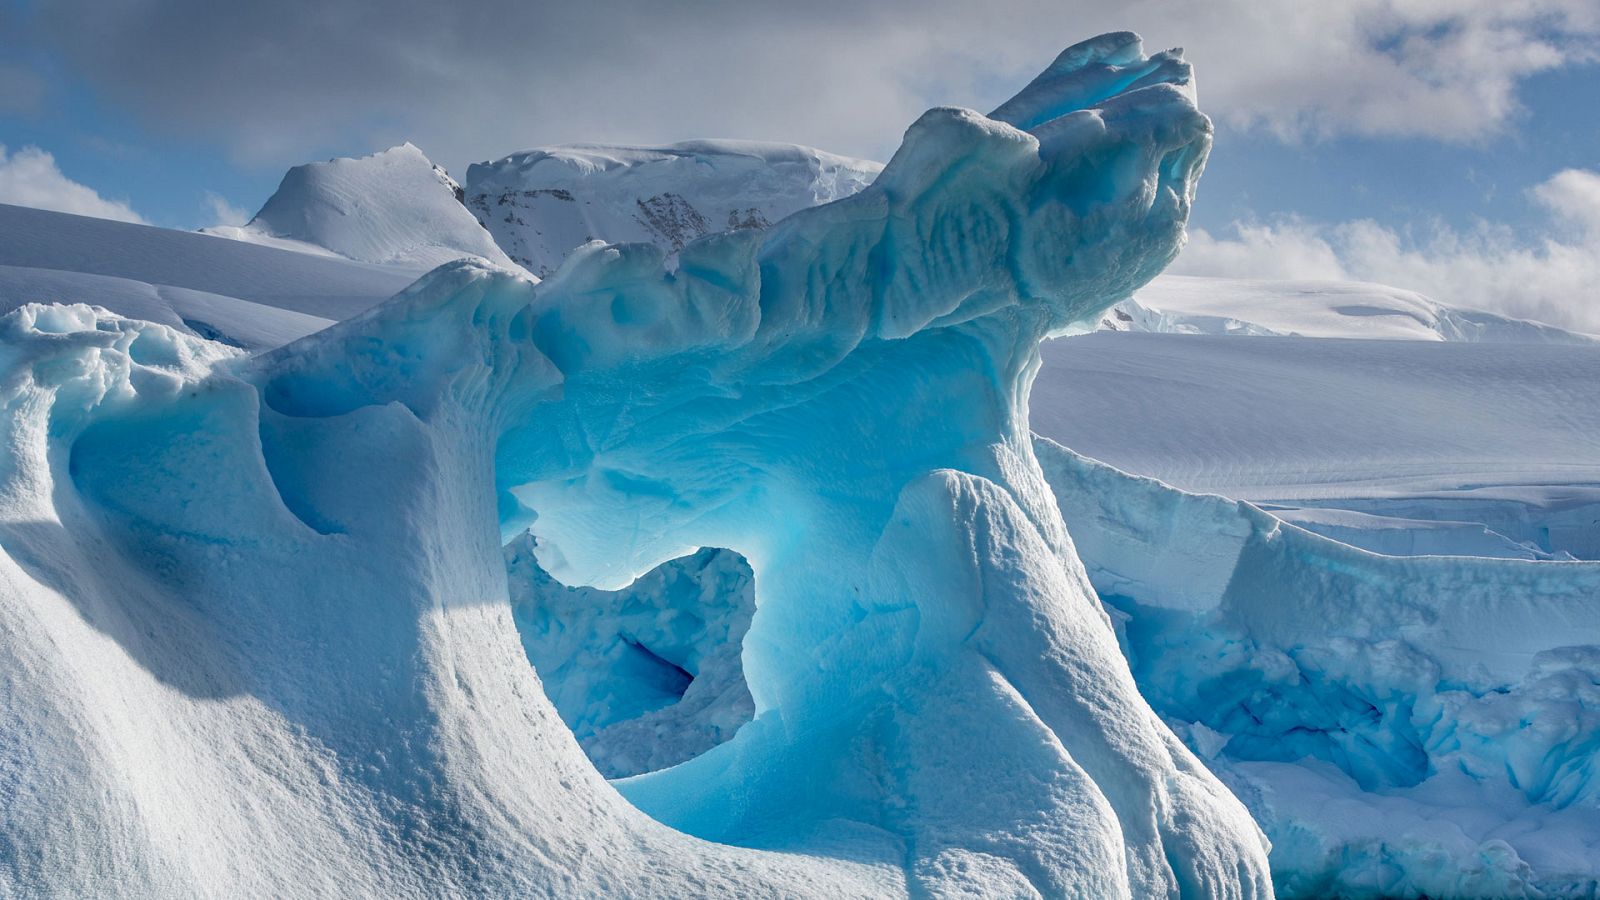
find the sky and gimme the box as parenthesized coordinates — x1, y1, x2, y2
(2, 0, 1598, 329)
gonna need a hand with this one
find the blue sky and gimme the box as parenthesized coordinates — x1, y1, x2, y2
(3, 0, 1598, 327)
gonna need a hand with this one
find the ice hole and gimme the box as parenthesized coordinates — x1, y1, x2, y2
(503, 532, 756, 780)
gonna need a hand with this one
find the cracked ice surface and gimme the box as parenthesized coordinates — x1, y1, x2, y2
(0, 33, 1272, 897)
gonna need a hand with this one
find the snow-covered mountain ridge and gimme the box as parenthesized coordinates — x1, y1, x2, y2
(463, 140, 882, 276)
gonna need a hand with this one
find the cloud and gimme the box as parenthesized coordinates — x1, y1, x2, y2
(203, 190, 252, 227)
(12, 0, 1600, 174)
(1532, 168, 1600, 234)
(0, 145, 147, 224)
(1172, 169, 1600, 333)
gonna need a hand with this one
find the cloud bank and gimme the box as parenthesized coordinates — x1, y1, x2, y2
(14, 0, 1600, 172)
(1173, 168, 1600, 333)
(0, 145, 146, 224)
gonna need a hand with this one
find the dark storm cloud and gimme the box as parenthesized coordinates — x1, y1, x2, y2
(18, 0, 1600, 174)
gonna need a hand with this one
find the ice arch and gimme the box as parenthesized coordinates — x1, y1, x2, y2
(1, 33, 1269, 897)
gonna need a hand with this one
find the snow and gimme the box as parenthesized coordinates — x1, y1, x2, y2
(0, 202, 413, 320)
(1032, 330, 1600, 501)
(1099, 275, 1599, 343)
(205, 143, 519, 273)
(463, 140, 881, 277)
(0, 34, 1276, 898)
(1031, 330, 1600, 561)
(0, 264, 331, 351)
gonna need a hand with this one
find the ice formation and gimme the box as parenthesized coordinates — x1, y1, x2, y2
(1035, 439, 1600, 897)
(505, 535, 757, 780)
(205, 143, 518, 272)
(0, 33, 1284, 897)
(464, 140, 881, 276)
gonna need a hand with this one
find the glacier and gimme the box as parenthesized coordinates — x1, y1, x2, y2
(0, 33, 1287, 897)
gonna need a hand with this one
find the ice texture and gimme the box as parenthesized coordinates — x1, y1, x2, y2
(1035, 438, 1600, 897)
(0, 34, 1276, 897)
(505, 534, 756, 779)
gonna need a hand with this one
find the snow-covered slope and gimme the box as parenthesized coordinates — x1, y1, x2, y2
(463, 140, 882, 276)
(0, 264, 331, 351)
(0, 203, 413, 321)
(205, 144, 518, 272)
(1032, 330, 1600, 559)
(1033, 330, 1600, 499)
(1098, 275, 1596, 343)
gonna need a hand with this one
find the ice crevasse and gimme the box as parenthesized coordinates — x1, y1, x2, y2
(0, 33, 1273, 897)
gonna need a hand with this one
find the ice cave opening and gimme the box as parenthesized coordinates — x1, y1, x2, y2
(504, 536, 758, 781)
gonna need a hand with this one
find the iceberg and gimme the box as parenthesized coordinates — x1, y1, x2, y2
(0, 32, 1278, 897)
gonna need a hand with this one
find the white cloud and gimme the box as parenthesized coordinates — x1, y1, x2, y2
(1172, 168, 1600, 333)
(203, 190, 251, 227)
(1532, 168, 1600, 234)
(0, 145, 146, 224)
(19, 0, 1600, 172)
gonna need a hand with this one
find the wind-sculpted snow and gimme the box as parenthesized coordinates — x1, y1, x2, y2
(1036, 439, 1600, 897)
(0, 34, 1272, 897)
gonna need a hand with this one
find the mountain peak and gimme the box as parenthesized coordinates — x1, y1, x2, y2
(207, 143, 518, 273)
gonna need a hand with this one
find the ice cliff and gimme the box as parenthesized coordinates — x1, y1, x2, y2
(0, 33, 1277, 898)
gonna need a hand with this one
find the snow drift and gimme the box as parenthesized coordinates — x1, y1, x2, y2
(0, 33, 1274, 897)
